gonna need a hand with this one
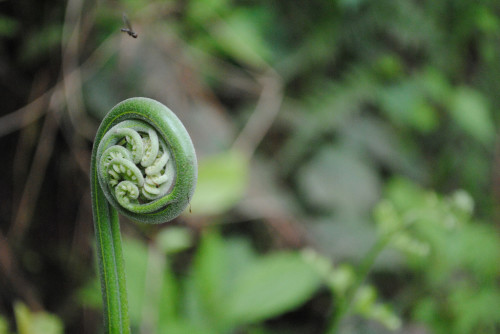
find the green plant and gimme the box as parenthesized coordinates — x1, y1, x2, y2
(375, 178, 500, 334)
(12, 302, 63, 334)
(90, 97, 197, 333)
(0, 303, 63, 334)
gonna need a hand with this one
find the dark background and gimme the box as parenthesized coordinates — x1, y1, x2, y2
(1, 0, 500, 333)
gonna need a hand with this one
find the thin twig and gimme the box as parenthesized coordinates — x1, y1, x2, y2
(11, 73, 51, 221)
(326, 234, 394, 334)
(9, 93, 62, 240)
(62, 0, 96, 141)
(0, 89, 52, 138)
(232, 69, 284, 160)
(0, 34, 118, 138)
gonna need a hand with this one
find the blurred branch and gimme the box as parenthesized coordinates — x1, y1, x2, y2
(0, 34, 118, 138)
(154, 25, 246, 116)
(232, 69, 284, 160)
(9, 92, 63, 241)
(61, 0, 95, 141)
(11, 73, 51, 239)
(0, 89, 52, 138)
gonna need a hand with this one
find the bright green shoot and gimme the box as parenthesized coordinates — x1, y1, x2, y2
(90, 97, 197, 333)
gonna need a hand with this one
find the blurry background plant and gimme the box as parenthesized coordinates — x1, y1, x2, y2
(1, 0, 500, 333)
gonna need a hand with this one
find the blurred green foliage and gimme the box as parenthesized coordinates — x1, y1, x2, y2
(0, 303, 63, 334)
(2, 0, 500, 333)
(375, 178, 500, 334)
(80, 230, 324, 333)
(0, 14, 19, 37)
(190, 151, 249, 216)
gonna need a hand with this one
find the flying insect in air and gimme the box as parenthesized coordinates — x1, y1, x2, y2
(121, 13, 138, 38)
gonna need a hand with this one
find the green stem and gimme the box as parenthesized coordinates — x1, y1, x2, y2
(90, 97, 197, 333)
(91, 181, 130, 333)
(326, 234, 393, 334)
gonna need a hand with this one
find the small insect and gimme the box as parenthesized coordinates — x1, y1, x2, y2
(121, 13, 138, 38)
(187, 194, 192, 213)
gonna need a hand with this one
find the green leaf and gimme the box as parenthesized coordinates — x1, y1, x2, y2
(156, 227, 193, 254)
(412, 297, 444, 332)
(448, 87, 495, 145)
(211, 9, 271, 68)
(122, 238, 150, 325)
(76, 278, 102, 309)
(190, 151, 248, 216)
(223, 237, 258, 289)
(450, 286, 500, 334)
(0, 15, 19, 37)
(191, 231, 229, 328)
(157, 321, 211, 334)
(373, 54, 404, 80)
(0, 315, 10, 334)
(301, 249, 356, 296)
(456, 224, 500, 280)
(379, 82, 438, 132)
(474, 5, 500, 33)
(14, 302, 63, 334)
(186, 232, 260, 332)
(364, 304, 402, 331)
(330, 264, 356, 296)
(384, 177, 426, 212)
(156, 259, 181, 333)
(122, 237, 179, 332)
(187, 0, 230, 23)
(353, 285, 377, 313)
(224, 252, 322, 324)
(354, 286, 401, 330)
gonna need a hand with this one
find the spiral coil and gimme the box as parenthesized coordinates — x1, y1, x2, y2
(92, 97, 197, 224)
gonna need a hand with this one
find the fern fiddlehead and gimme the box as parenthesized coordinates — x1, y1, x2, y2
(90, 97, 197, 333)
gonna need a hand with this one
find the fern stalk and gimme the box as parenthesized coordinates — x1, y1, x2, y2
(90, 97, 197, 333)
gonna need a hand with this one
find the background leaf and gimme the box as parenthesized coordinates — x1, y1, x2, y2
(224, 252, 322, 324)
(447, 87, 495, 144)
